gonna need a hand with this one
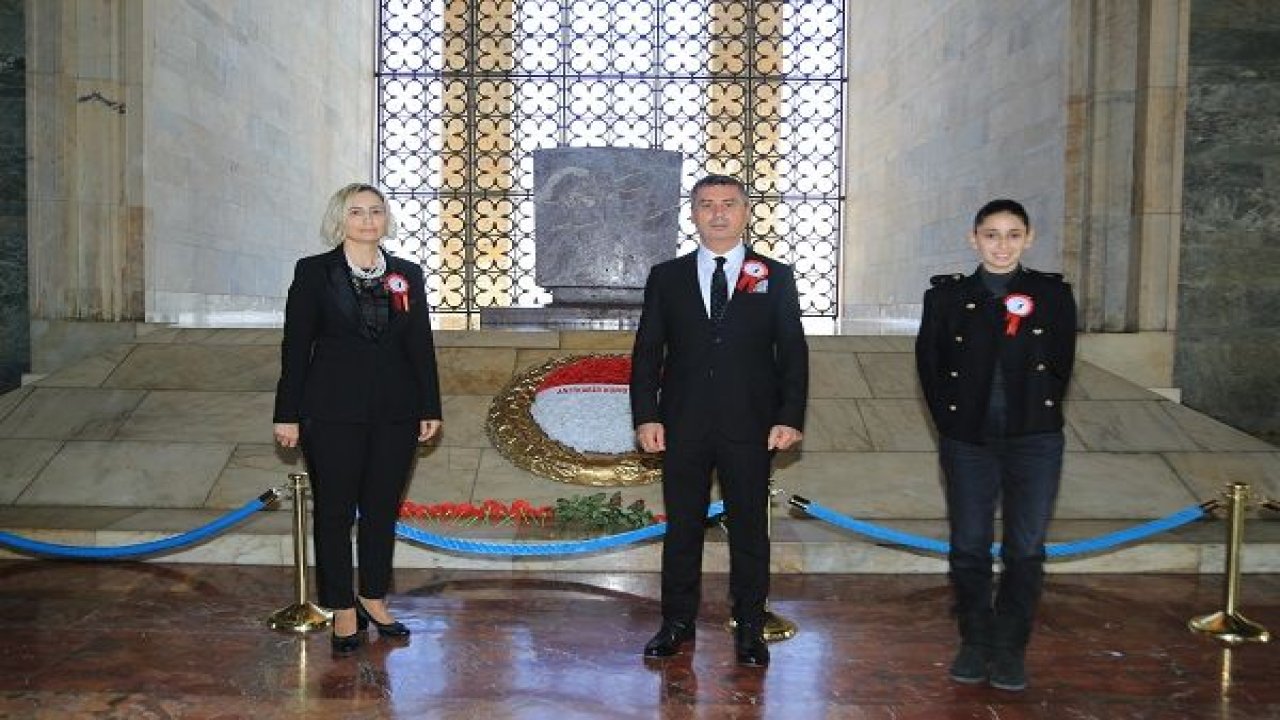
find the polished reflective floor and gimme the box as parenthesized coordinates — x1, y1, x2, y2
(0, 563, 1276, 719)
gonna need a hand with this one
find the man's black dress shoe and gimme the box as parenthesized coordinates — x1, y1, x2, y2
(355, 597, 411, 638)
(734, 623, 770, 667)
(643, 620, 696, 657)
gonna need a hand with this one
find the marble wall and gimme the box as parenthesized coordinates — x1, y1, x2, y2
(1177, 0, 1280, 440)
(0, 0, 24, 392)
(841, 0, 1070, 321)
(24, 0, 374, 327)
(142, 0, 375, 324)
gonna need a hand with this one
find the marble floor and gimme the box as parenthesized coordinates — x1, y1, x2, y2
(0, 563, 1277, 719)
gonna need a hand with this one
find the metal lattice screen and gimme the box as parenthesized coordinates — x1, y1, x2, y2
(377, 0, 845, 329)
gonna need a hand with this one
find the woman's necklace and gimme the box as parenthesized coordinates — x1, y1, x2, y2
(345, 248, 386, 280)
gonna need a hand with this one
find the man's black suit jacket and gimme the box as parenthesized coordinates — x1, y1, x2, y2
(630, 249, 808, 444)
(273, 246, 442, 425)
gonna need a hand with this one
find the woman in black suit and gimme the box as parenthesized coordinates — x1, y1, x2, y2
(272, 183, 442, 653)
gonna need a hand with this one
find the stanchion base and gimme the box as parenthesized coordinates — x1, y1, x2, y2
(267, 602, 332, 634)
(725, 610, 798, 643)
(1189, 610, 1271, 645)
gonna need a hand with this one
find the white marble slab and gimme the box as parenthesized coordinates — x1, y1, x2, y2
(800, 542, 949, 573)
(0, 387, 147, 440)
(140, 532, 290, 565)
(103, 343, 279, 391)
(1067, 362, 1163, 401)
(436, 347, 519, 395)
(35, 344, 133, 388)
(808, 335, 916, 352)
(103, 508, 290, 533)
(434, 329, 561, 349)
(1161, 451, 1280, 506)
(1160, 403, 1277, 452)
(438, 395, 497, 448)
(1066, 400, 1198, 451)
(403, 447, 484, 504)
(0, 386, 32, 422)
(205, 443, 304, 509)
(1058, 452, 1200, 518)
(800, 399, 874, 452)
(1200, 543, 1280, 573)
(807, 351, 873, 398)
(1047, 543, 1201, 573)
(16, 440, 234, 507)
(858, 352, 923, 398)
(0, 439, 62, 504)
(116, 390, 275, 443)
(773, 451, 947, 518)
(856, 399, 938, 451)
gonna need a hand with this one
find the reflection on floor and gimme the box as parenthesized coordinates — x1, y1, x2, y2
(1, 563, 1276, 719)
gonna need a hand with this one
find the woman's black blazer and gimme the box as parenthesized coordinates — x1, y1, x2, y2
(273, 246, 442, 424)
(915, 266, 1076, 443)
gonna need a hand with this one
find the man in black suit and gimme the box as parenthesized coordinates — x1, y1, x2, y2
(630, 174, 808, 667)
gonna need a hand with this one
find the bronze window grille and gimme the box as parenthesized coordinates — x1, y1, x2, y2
(377, 0, 845, 328)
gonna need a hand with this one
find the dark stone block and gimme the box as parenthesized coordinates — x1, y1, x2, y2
(1245, 282, 1280, 328)
(1176, 283, 1246, 331)
(0, 361, 20, 393)
(0, 175, 24, 204)
(1176, 334, 1280, 437)
(1180, 0, 1280, 440)
(1189, 29, 1280, 64)
(526, 147, 682, 307)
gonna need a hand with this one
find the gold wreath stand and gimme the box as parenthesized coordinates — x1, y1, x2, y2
(267, 472, 332, 633)
(723, 483, 798, 642)
(1188, 482, 1271, 645)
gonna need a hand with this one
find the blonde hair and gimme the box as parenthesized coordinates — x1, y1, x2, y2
(319, 183, 399, 247)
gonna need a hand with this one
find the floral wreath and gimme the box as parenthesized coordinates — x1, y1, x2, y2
(486, 354, 661, 486)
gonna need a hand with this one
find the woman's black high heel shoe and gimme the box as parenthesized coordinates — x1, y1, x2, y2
(331, 628, 363, 654)
(331, 609, 364, 654)
(355, 597, 411, 638)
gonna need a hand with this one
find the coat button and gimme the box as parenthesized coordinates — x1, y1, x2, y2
(1044, 399, 1055, 407)
(949, 370, 959, 378)
(1032, 327, 1044, 335)
(954, 335, 963, 343)
(948, 404, 958, 411)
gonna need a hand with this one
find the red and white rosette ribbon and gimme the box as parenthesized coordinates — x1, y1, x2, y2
(384, 272, 411, 313)
(1003, 293, 1034, 336)
(736, 259, 770, 292)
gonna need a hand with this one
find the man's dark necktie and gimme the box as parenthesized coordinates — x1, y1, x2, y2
(710, 256, 728, 321)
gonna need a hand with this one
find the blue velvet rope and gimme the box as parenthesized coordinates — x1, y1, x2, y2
(792, 498, 1207, 558)
(0, 491, 1207, 563)
(0, 491, 277, 560)
(395, 501, 726, 556)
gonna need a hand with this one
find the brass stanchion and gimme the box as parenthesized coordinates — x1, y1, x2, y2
(267, 472, 332, 633)
(1188, 482, 1271, 645)
(722, 483, 798, 642)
